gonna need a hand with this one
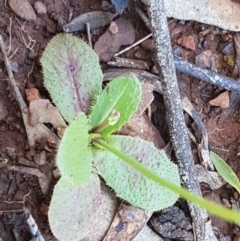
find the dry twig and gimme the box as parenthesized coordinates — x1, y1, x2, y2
(114, 33, 152, 57)
(7, 17, 13, 55)
(135, 4, 240, 92)
(15, 18, 36, 52)
(0, 34, 59, 149)
(108, 57, 150, 70)
(0, 162, 44, 178)
(86, 23, 92, 48)
(146, 0, 216, 240)
(0, 209, 24, 215)
(181, 97, 213, 170)
(174, 55, 240, 92)
(25, 207, 45, 241)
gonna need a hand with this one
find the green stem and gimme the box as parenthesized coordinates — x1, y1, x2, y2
(91, 121, 109, 133)
(94, 139, 240, 223)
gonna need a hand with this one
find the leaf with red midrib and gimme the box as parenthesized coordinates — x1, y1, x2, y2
(41, 33, 103, 123)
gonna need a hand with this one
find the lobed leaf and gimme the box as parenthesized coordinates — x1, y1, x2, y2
(89, 76, 141, 136)
(57, 113, 91, 186)
(93, 135, 180, 211)
(40, 33, 103, 123)
(49, 175, 101, 241)
(210, 151, 240, 193)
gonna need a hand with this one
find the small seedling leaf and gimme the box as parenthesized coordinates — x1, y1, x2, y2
(41, 33, 103, 123)
(93, 135, 180, 211)
(57, 113, 91, 186)
(210, 151, 240, 193)
(89, 76, 141, 136)
(49, 175, 101, 241)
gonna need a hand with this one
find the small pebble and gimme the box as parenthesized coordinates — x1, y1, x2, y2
(202, 40, 208, 49)
(52, 168, 61, 179)
(134, 50, 143, 59)
(34, 150, 47, 165)
(57, 127, 65, 138)
(20, 127, 25, 134)
(34, 1, 47, 15)
(25, 88, 40, 102)
(15, 123, 20, 129)
(6, 148, 14, 157)
(151, 65, 159, 74)
(34, 25, 40, 30)
(176, 34, 196, 51)
(40, 202, 49, 215)
(108, 21, 118, 35)
(141, 39, 154, 50)
(28, 51, 37, 60)
(47, 136, 57, 148)
(222, 42, 234, 55)
(8, 0, 36, 21)
(13, 189, 25, 201)
(234, 191, 239, 200)
(222, 198, 231, 208)
(173, 46, 182, 56)
(10, 61, 18, 73)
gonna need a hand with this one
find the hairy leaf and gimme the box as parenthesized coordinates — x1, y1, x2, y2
(94, 139, 240, 223)
(211, 151, 240, 193)
(57, 113, 91, 186)
(41, 33, 103, 123)
(89, 76, 141, 136)
(49, 175, 101, 241)
(93, 135, 180, 211)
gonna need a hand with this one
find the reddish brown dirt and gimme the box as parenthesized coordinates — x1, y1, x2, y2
(0, 0, 240, 240)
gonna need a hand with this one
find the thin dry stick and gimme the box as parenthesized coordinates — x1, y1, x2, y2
(27, 60, 35, 79)
(4, 0, 9, 9)
(135, 5, 152, 31)
(86, 23, 92, 48)
(0, 35, 27, 112)
(146, 0, 216, 240)
(108, 57, 150, 70)
(25, 207, 45, 241)
(15, 19, 36, 52)
(0, 209, 24, 215)
(4, 189, 32, 204)
(0, 163, 45, 178)
(0, 34, 59, 149)
(181, 97, 213, 170)
(135, 5, 240, 92)
(114, 33, 152, 57)
(68, 7, 73, 22)
(8, 47, 19, 60)
(7, 17, 13, 55)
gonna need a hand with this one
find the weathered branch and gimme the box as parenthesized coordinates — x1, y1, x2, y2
(174, 55, 240, 92)
(146, 1, 216, 240)
(135, 3, 240, 92)
(0, 35, 59, 150)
